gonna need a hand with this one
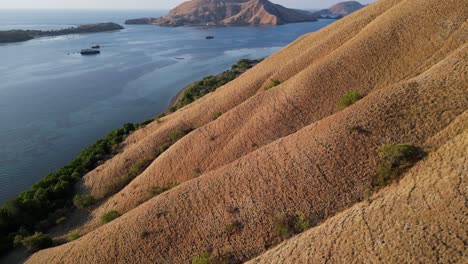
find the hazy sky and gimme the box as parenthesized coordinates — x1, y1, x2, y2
(0, 0, 375, 10)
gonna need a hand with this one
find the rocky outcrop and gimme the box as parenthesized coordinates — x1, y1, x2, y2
(125, 0, 318, 26)
(0, 23, 124, 44)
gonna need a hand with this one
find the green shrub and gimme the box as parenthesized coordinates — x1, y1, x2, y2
(150, 183, 179, 197)
(140, 230, 150, 239)
(68, 232, 80, 241)
(137, 119, 154, 128)
(55, 217, 67, 225)
(100, 210, 121, 224)
(170, 130, 186, 143)
(337, 91, 363, 109)
(274, 212, 311, 242)
(158, 143, 171, 154)
(192, 252, 212, 264)
(73, 194, 95, 209)
(192, 168, 202, 175)
(21, 232, 53, 252)
(376, 143, 423, 187)
(225, 220, 243, 235)
(293, 212, 310, 231)
(264, 79, 281, 91)
(212, 112, 222, 120)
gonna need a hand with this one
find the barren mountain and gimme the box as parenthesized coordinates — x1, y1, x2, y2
(126, 0, 319, 26)
(25, 0, 467, 263)
(319, 1, 365, 17)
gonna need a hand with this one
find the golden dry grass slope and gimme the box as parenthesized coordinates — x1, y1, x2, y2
(27, 0, 467, 263)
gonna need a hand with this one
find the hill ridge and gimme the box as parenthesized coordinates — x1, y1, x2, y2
(24, 0, 468, 263)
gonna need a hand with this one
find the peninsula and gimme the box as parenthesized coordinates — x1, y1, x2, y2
(0, 23, 124, 44)
(125, 0, 319, 26)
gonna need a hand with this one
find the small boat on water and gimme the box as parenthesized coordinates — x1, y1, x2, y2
(81, 49, 100, 55)
(91, 45, 100, 49)
(206, 36, 214, 39)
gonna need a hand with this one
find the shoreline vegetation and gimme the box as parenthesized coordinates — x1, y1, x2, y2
(0, 58, 261, 255)
(168, 58, 261, 112)
(0, 23, 124, 44)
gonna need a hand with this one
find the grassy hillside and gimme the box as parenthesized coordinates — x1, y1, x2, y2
(17, 0, 468, 263)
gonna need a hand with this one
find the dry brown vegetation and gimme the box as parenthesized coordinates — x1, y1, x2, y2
(26, 0, 467, 263)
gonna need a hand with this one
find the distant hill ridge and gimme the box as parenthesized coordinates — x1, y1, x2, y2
(319, 1, 365, 18)
(0, 23, 123, 44)
(126, 0, 319, 26)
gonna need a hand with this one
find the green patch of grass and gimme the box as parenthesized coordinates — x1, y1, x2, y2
(264, 79, 282, 91)
(212, 112, 223, 120)
(73, 194, 95, 209)
(170, 130, 187, 143)
(20, 232, 53, 253)
(337, 91, 363, 109)
(273, 212, 312, 242)
(68, 232, 80, 241)
(100, 210, 121, 224)
(150, 183, 179, 197)
(55, 216, 67, 225)
(375, 143, 424, 187)
(192, 252, 212, 264)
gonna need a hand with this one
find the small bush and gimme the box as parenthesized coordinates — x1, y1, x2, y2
(376, 143, 424, 187)
(274, 212, 311, 241)
(225, 220, 243, 235)
(55, 217, 67, 225)
(21, 232, 53, 252)
(293, 212, 310, 231)
(68, 232, 80, 241)
(137, 119, 154, 128)
(140, 230, 150, 239)
(150, 183, 179, 197)
(337, 91, 363, 109)
(264, 79, 281, 91)
(73, 194, 95, 209)
(100, 210, 121, 224)
(171, 130, 186, 143)
(212, 112, 222, 120)
(192, 168, 202, 176)
(192, 252, 212, 264)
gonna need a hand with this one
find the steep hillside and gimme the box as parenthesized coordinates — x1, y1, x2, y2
(319, 1, 365, 17)
(249, 127, 468, 263)
(126, 0, 318, 26)
(26, 0, 467, 263)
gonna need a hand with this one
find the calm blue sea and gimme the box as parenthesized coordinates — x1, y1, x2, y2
(0, 9, 335, 204)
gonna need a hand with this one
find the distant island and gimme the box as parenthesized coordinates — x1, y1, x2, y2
(125, 0, 319, 26)
(318, 1, 365, 18)
(0, 23, 124, 44)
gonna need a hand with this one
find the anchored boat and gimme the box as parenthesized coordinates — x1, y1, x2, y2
(80, 49, 100, 55)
